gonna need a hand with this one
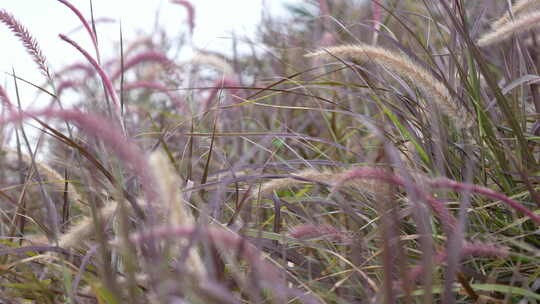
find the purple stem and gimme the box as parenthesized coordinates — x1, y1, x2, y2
(170, 0, 195, 35)
(0, 108, 156, 210)
(59, 34, 124, 129)
(110, 51, 175, 81)
(56, 0, 99, 58)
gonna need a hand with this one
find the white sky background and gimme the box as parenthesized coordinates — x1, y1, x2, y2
(0, 0, 300, 102)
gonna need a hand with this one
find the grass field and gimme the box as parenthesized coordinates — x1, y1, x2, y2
(0, 0, 540, 303)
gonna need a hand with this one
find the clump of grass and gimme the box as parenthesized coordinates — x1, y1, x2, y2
(0, 9, 50, 77)
(2, 1, 540, 303)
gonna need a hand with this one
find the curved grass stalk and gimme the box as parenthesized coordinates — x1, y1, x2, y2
(252, 168, 343, 198)
(334, 166, 457, 233)
(492, 0, 540, 29)
(478, 11, 540, 47)
(306, 44, 471, 128)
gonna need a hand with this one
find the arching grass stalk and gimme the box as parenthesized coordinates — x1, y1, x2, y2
(56, 0, 100, 59)
(333, 167, 457, 233)
(170, 0, 195, 35)
(430, 178, 540, 226)
(59, 34, 125, 130)
(0, 9, 50, 77)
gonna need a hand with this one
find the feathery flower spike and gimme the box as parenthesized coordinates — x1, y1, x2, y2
(306, 44, 471, 128)
(478, 11, 540, 46)
(492, 0, 540, 29)
(0, 10, 50, 77)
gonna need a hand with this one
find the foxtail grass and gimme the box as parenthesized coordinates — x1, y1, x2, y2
(478, 11, 540, 46)
(306, 44, 472, 129)
(0, 9, 50, 77)
(56, 0, 100, 58)
(170, 0, 195, 35)
(111, 51, 175, 81)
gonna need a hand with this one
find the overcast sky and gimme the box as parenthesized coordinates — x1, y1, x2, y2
(0, 0, 299, 99)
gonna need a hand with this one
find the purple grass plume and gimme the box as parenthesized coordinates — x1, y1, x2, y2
(289, 223, 353, 244)
(0, 10, 50, 78)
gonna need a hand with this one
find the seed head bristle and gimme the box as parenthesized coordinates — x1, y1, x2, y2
(478, 11, 540, 46)
(306, 44, 471, 129)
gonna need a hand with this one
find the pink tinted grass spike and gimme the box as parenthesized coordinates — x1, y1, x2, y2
(461, 241, 509, 258)
(0, 109, 157, 209)
(170, 0, 195, 35)
(0, 10, 50, 77)
(59, 34, 124, 129)
(429, 178, 540, 226)
(111, 51, 175, 81)
(56, 0, 99, 58)
(371, 0, 383, 25)
(335, 167, 457, 233)
(59, 35, 118, 107)
(371, 0, 383, 44)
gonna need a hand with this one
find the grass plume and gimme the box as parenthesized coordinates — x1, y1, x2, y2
(478, 11, 540, 46)
(306, 44, 472, 128)
(0, 9, 50, 77)
(491, 0, 540, 29)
